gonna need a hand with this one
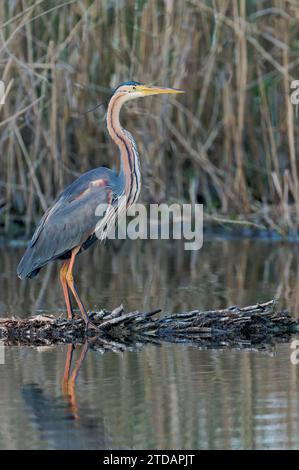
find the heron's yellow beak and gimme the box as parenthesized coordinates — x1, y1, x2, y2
(136, 85, 184, 96)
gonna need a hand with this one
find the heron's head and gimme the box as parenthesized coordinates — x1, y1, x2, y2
(112, 81, 184, 101)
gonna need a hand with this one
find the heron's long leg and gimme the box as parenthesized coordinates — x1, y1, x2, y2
(59, 260, 73, 319)
(66, 247, 89, 325)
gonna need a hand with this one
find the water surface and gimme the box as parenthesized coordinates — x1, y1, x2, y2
(0, 239, 299, 449)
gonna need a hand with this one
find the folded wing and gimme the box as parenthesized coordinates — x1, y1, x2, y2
(17, 168, 118, 279)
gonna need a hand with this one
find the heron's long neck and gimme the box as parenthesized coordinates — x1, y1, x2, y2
(107, 94, 141, 206)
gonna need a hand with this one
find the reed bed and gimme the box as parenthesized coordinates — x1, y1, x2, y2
(0, 0, 298, 237)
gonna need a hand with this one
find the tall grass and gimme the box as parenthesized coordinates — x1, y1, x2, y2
(0, 0, 299, 237)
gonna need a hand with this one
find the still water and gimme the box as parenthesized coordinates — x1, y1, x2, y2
(0, 238, 299, 449)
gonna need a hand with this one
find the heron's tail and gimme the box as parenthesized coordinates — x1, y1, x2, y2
(17, 247, 41, 279)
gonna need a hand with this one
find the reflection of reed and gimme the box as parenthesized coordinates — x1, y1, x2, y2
(0, 338, 298, 449)
(72, 343, 299, 449)
(2, 239, 299, 318)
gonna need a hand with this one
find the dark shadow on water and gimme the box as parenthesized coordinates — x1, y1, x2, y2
(21, 343, 111, 450)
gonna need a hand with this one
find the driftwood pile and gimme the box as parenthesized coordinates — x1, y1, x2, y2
(0, 300, 297, 352)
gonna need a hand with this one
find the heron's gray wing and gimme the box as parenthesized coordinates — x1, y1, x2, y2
(17, 168, 117, 278)
(30, 167, 115, 248)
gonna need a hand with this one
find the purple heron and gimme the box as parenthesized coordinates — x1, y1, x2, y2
(17, 81, 183, 328)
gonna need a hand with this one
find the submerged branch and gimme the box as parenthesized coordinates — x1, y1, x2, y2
(0, 300, 297, 352)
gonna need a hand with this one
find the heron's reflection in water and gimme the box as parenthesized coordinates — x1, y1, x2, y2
(22, 342, 110, 450)
(62, 342, 89, 420)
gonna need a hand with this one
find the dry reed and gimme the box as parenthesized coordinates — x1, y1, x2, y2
(0, 0, 299, 237)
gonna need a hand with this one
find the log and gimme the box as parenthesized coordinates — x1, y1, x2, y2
(0, 299, 297, 352)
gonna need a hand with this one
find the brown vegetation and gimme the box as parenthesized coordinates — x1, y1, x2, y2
(0, 0, 299, 236)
